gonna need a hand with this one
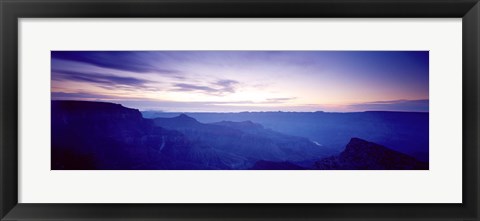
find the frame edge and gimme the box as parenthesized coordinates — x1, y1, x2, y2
(1, 0, 479, 220)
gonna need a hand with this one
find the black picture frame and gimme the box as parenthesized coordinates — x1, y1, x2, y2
(1, 0, 479, 220)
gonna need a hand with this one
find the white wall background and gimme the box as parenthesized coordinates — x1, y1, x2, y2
(19, 18, 462, 203)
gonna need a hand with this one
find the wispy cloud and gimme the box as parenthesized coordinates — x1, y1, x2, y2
(266, 97, 297, 103)
(51, 92, 119, 100)
(347, 99, 429, 112)
(172, 79, 239, 96)
(77, 99, 284, 112)
(215, 80, 239, 93)
(51, 51, 429, 112)
(173, 83, 218, 93)
(52, 51, 179, 74)
(52, 70, 156, 91)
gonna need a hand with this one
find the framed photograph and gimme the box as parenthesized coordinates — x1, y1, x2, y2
(1, 0, 479, 220)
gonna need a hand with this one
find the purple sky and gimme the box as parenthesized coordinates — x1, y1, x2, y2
(51, 51, 429, 112)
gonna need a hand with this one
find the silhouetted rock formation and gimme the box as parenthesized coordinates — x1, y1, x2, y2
(52, 101, 325, 170)
(51, 101, 191, 169)
(145, 111, 429, 161)
(51, 101, 428, 170)
(315, 138, 428, 170)
(154, 116, 327, 166)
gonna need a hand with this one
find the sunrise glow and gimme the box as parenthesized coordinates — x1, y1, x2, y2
(51, 51, 429, 112)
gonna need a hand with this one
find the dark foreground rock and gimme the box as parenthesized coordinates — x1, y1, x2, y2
(315, 138, 428, 170)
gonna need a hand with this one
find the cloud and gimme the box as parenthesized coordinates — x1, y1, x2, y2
(86, 99, 267, 112)
(172, 79, 239, 96)
(265, 97, 297, 103)
(173, 83, 218, 93)
(52, 70, 156, 90)
(347, 99, 429, 112)
(215, 80, 239, 93)
(51, 51, 179, 74)
(51, 92, 118, 100)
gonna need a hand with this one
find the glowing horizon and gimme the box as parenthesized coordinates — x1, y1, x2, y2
(51, 51, 429, 112)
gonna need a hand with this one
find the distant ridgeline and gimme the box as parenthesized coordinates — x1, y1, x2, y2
(143, 109, 429, 162)
(51, 101, 429, 170)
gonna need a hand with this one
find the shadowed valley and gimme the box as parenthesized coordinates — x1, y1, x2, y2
(52, 100, 428, 170)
